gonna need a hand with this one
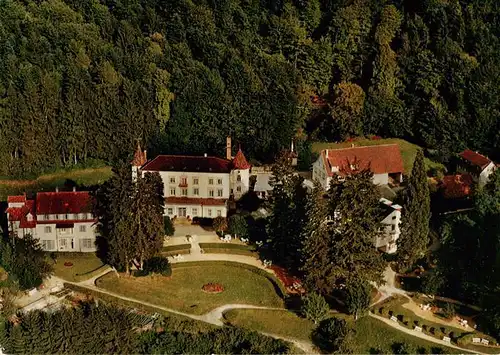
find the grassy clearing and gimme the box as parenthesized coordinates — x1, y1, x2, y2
(96, 261, 284, 315)
(65, 282, 217, 333)
(223, 309, 461, 353)
(0, 167, 112, 200)
(50, 252, 107, 282)
(312, 138, 445, 174)
(224, 309, 315, 342)
(354, 316, 464, 354)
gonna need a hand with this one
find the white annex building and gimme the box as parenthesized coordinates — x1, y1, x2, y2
(459, 149, 497, 186)
(6, 189, 97, 252)
(132, 137, 250, 219)
(312, 144, 404, 188)
(311, 144, 404, 254)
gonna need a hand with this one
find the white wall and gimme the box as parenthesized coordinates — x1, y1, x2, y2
(230, 168, 250, 200)
(164, 204, 227, 218)
(479, 162, 497, 186)
(376, 209, 401, 254)
(373, 173, 389, 185)
(151, 171, 230, 199)
(312, 154, 330, 190)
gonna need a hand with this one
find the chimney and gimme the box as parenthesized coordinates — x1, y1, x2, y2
(204, 153, 208, 157)
(73, 186, 76, 192)
(226, 136, 232, 160)
(143, 150, 147, 161)
(55, 187, 59, 193)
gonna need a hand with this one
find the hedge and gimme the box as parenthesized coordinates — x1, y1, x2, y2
(198, 243, 256, 251)
(162, 244, 191, 253)
(63, 282, 215, 333)
(201, 248, 258, 257)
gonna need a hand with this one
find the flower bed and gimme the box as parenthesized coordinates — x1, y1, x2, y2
(268, 265, 305, 294)
(201, 283, 224, 293)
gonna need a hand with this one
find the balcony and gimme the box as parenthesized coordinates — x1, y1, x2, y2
(178, 179, 188, 188)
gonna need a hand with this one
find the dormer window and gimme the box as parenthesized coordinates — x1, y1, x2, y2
(43, 215, 49, 221)
(27, 213, 33, 221)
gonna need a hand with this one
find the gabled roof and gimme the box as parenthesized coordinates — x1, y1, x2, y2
(232, 149, 251, 170)
(322, 144, 404, 176)
(440, 174, 473, 199)
(142, 155, 232, 174)
(36, 191, 93, 215)
(7, 200, 36, 228)
(132, 142, 147, 167)
(459, 150, 492, 170)
(7, 195, 26, 203)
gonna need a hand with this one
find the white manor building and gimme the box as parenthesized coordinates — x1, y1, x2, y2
(132, 137, 250, 219)
(6, 190, 97, 252)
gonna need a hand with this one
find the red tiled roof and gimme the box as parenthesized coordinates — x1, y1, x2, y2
(7, 195, 26, 203)
(440, 174, 473, 199)
(6, 207, 25, 221)
(36, 191, 93, 215)
(142, 155, 232, 173)
(232, 149, 251, 170)
(323, 144, 404, 176)
(132, 142, 147, 167)
(165, 197, 227, 206)
(459, 150, 492, 170)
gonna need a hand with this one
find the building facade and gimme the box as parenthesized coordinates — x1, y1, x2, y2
(6, 190, 97, 252)
(459, 149, 497, 186)
(377, 198, 402, 254)
(133, 138, 251, 219)
(313, 144, 404, 188)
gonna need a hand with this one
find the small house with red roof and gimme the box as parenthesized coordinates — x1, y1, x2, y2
(6, 189, 97, 252)
(133, 137, 250, 219)
(312, 144, 404, 189)
(459, 150, 496, 186)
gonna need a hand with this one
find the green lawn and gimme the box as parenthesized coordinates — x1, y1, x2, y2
(95, 261, 284, 315)
(224, 309, 315, 341)
(312, 138, 444, 175)
(0, 167, 112, 200)
(224, 309, 462, 354)
(50, 252, 107, 282)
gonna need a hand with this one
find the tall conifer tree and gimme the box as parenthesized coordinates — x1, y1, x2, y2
(267, 151, 307, 271)
(398, 150, 430, 268)
(302, 165, 386, 294)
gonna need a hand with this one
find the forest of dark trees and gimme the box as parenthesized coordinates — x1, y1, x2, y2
(0, 0, 499, 176)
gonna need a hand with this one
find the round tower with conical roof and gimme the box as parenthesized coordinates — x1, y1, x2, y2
(131, 142, 147, 181)
(230, 147, 251, 200)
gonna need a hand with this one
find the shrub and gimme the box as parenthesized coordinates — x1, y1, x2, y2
(344, 278, 372, 320)
(143, 256, 171, 276)
(442, 303, 456, 319)
(312, 318, 355, 354)
(301, 292, 330, 324)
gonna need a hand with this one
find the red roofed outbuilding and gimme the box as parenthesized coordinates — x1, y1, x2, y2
(458, 149, 496, 186)
(312, 144, 404, 189)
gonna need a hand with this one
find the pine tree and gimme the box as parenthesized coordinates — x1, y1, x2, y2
(267, 151, 307, 271)
(302, 166, 386, 294)
(94, 165, 137, 274)
(326, 167, 387, 285)
(398, 150, 431, 269)
(344, 278, 372, 320)
(301, 292, 330, 324)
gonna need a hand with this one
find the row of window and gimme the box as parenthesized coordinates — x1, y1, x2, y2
(40, 238, 94, 250)
(41, 213, 92, 221)
(44, 225, 88, 233)
(168, 177, 228, 185)
(169, 188, 227, 197)
(165, 207, 222, 217)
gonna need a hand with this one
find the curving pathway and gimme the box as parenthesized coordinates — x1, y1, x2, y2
(65, 267, 318, 354)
